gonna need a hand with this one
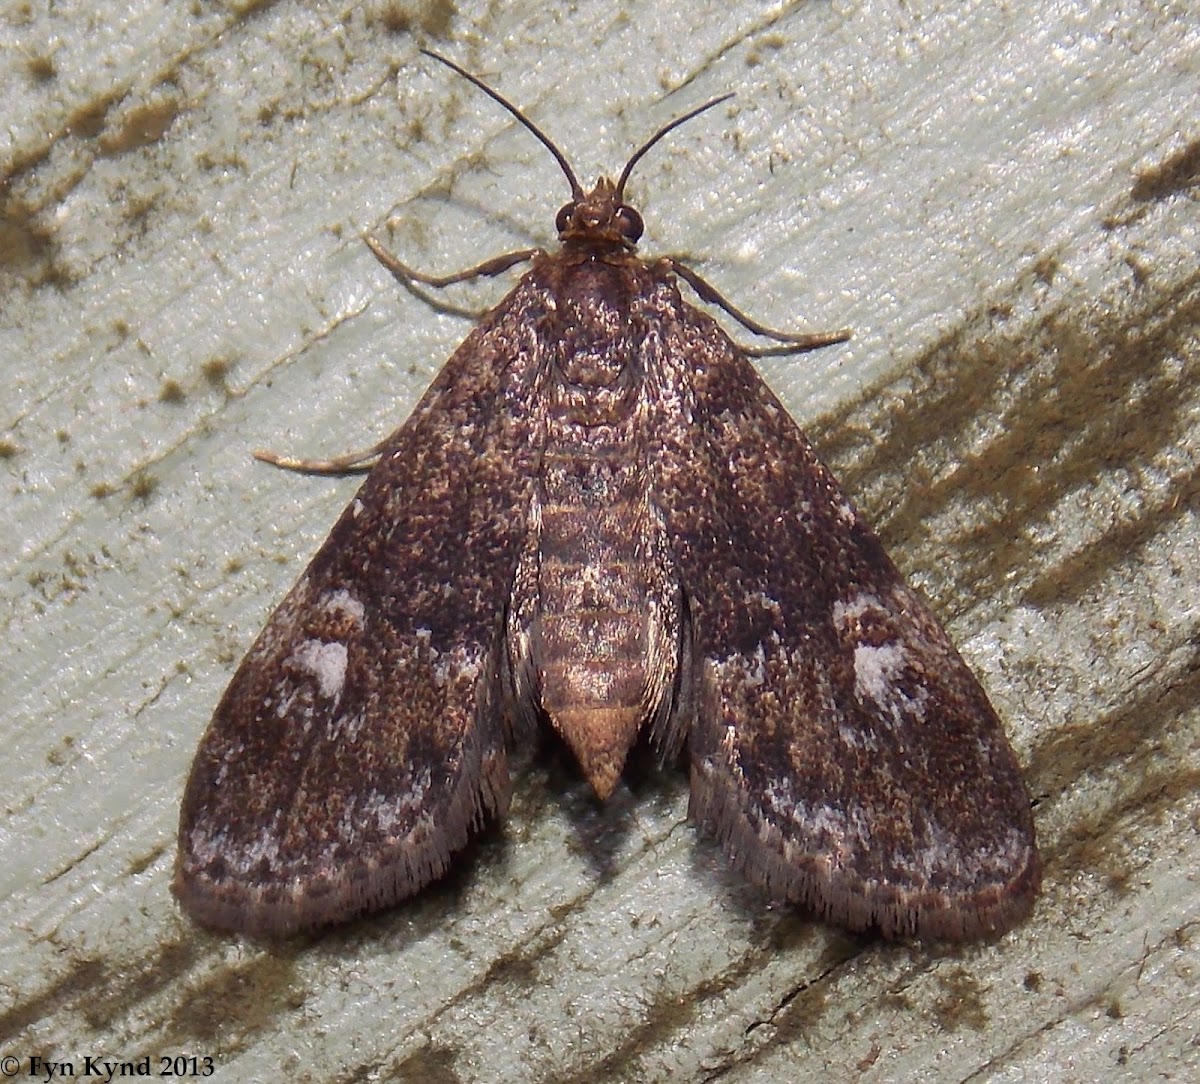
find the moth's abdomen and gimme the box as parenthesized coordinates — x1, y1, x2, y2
(526, 437, 681, 799)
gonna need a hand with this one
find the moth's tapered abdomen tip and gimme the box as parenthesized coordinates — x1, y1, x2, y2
(544, 701, 646, 800)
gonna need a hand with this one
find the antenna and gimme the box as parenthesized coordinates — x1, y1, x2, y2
(421, 50, 584, 200)
(615, 93, 734, 200)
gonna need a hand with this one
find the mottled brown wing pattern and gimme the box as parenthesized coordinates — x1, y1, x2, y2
(647, 287, 1040, 940)
(174, 277, 550, 936)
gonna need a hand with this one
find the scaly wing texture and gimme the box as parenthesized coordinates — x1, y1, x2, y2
(648, 286, 1039, 940)
(175, 276, 551, 936)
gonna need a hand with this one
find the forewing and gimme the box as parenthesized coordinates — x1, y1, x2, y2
(650, 297, 1039, 940)
(175, 279, 548, 936)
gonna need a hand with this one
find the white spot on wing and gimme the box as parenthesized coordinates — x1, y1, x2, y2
(832, 590, 929, 727)
(290, 639, 348, 701)
(852, 641, 908, 704)
(852, 640, 929, 726)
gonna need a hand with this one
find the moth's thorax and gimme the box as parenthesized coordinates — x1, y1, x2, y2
(540, 250, 658, 427)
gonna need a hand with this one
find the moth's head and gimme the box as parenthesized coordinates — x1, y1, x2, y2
(555, 177, 644, 249)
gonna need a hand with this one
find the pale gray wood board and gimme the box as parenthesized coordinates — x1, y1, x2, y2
(1, 1, 1197, 1081)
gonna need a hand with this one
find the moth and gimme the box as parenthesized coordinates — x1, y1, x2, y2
(176, 52, 1039, 940)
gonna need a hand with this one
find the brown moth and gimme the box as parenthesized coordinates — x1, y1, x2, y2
(176, 52, 1039, 940)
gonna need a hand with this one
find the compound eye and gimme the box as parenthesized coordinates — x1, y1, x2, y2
(615, 205, 644, 242)
(555, 203, 574, 233)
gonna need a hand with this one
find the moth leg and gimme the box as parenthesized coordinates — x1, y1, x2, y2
(662, 256, 852, 356)
(365, 235, 541, 288)
(252, 437, 389, 475)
